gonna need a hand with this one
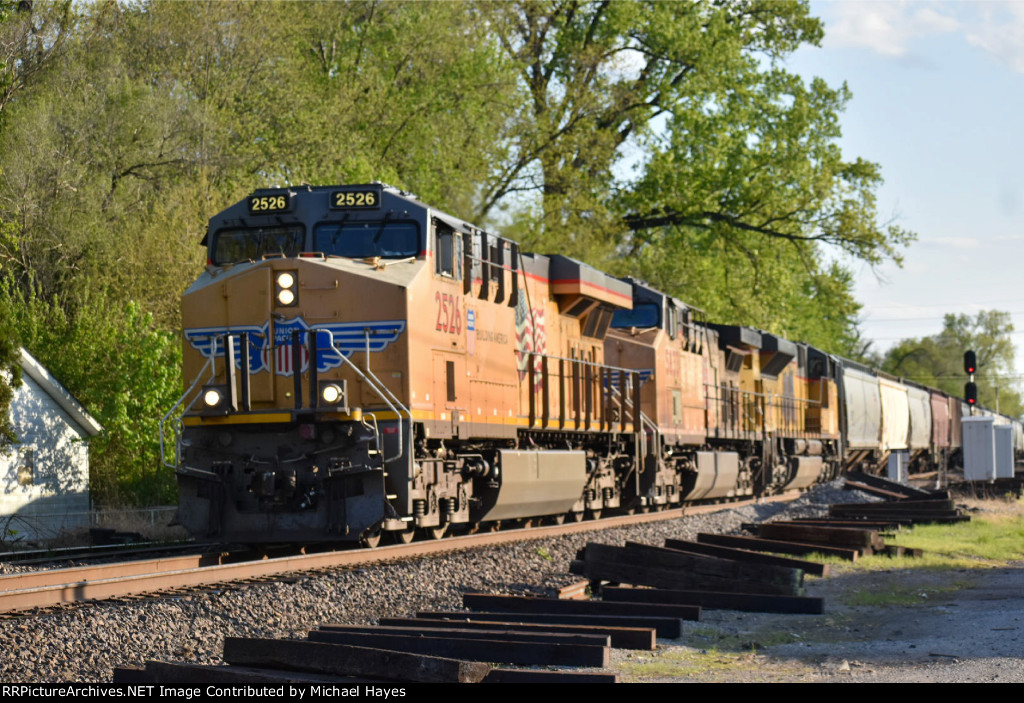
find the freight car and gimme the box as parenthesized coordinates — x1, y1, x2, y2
(163, 183, 1017, 545)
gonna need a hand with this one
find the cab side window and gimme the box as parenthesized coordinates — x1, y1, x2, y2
(435, 227, 461, 279)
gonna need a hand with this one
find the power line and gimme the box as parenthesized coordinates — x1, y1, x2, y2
(897, 374, 1024, 382)
(864, 311, 1024, 324)
(864, 296, 1024, 310)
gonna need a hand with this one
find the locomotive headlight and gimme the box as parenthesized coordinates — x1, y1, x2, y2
(203, 388, 223, 407)
(275, 271, 298, 307)
(318, 380, 348, 410)
(198, 383, 232, 415)
(321, 384, 342, 404)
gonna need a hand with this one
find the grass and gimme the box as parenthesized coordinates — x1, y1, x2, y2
(801, 498, 1024, 606)
(842, 579, 975, 607)
(620, 647, 763, 680)
(534, 546, 553, 562)
(884, 512, 1024, 566)
(805, 496, 1024, 572)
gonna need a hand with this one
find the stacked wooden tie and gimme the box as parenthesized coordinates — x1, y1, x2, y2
(569, 538, 826, 615)
(117, 586, 705, 683)
(115, 608, 628, 683)
(724, 472, 967, 562)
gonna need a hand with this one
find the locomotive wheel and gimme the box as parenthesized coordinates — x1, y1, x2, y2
(394, 528, 416, 545)
(589, 509, 602, 520)
(428, 524, 447, 540)
(361, 532, 382, 549)
(550, 514, 565, 525)
(569, 511, 585, 523)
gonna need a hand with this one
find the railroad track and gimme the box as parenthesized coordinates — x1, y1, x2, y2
(0, 492, 800, 614)
(0, 540, 197, 566)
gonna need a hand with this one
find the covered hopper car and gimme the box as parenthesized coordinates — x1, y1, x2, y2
(164, 184, 1019, 545)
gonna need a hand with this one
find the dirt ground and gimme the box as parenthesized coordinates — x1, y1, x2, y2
(610, 498, 1024, 683)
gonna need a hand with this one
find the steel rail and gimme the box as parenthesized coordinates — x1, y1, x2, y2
(0, 490, 800, 614)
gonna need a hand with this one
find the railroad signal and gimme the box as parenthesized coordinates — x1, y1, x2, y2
(964, 350, 977, 375)
(965, 381, 978, 405)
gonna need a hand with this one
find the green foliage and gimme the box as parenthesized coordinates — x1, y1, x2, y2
(0, 1, 72, 117)
(480, 0, 908, 342)
(881, 311, 1022, 417)
(278, 1, 516, 211)
(6, 286, 181, 506)
(623, 225, 864, 353)
(0, 1, 73, 446)
(0, 273, 20, 448)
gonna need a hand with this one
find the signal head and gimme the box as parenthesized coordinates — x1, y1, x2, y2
(964, 350, 977, 375)
(965, 381, 978, 405)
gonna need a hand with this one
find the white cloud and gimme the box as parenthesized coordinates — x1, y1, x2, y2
(916, 7, 962, 34)
(823, 1, 960, 57)
(820, 1, 1024, 74)
(965, 3, 1024, 74)
(925, 236, 982, 249)
(992, 232, 1024, 242)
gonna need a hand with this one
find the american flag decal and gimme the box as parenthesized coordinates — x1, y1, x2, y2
(265, 319, 312, 376)
(515, 295, 546, 387)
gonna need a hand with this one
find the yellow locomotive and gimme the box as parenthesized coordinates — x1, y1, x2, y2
(166, 183, 840, 545)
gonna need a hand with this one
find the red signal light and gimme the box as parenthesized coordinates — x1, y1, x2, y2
(965, 381, 977, 405)
(964, 350, 977, 375)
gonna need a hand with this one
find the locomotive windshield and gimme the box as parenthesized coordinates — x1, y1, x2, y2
(611, 302, 660, 329)
(212, 225, 304, 265)
(313, 221, 419, 259)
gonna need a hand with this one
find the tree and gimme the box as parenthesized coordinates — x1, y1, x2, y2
(478, 0, 909, 344)
(479, 1, 910, 257)
(0, 0, 71, 117)
(882, 311, 1022, 417)
(0, 1, 74, 449)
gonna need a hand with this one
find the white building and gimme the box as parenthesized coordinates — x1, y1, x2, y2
(0, 349, 102, 545)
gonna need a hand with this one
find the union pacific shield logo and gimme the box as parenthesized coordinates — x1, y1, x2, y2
(265, 318, 312, 376)
(185, 317, 406, 376)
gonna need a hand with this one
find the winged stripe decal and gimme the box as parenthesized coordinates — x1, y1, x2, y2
(184, 318, 406, 376)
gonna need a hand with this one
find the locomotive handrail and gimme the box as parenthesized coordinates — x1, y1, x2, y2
(361, 327, 412, 465)
(604, 377, 656, 428)
(514, 348, 648, 375)
(703, 381, 828, 439)
(159, 355, 215, 469)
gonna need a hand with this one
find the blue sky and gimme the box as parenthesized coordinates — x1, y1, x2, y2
(786, 1, 1024, 377)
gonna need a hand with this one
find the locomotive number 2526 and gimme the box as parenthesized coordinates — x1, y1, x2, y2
(435, 292, 462, 335)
